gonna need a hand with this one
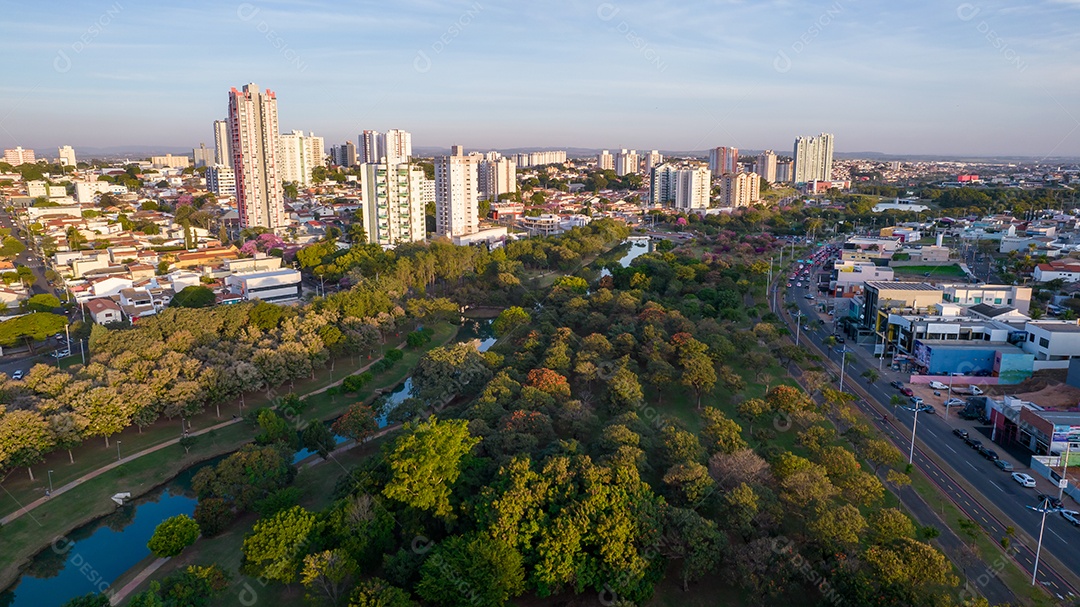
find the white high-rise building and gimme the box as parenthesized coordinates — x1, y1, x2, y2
(793, 133, 834, 183)
(193, 143, 215, 168)
(512, 150, 567, 167)
(278, 130, 325, 186)
(754, 150, 777, 183)
(597, 150, 614, 171)
(776, 160, 793, 183)
(360, 161, 427, 246)
(3, 147, 35, 166)
(331, 141, 357, 167)
(478, 156, 517, 201)
(644, 150, 663, 173)
(206, 165, 236, 197)
(213, 120, 231, 166)
(650, 164, 711, 210)
(615, 149, 639, 176)
(359, 130, 382, 165)
(383, 129, 412, 165)
(435, 146, 480, 238)
(58, 145, 77, 167)
(228, 83, 286, 230)
(719, 172, 761, 207)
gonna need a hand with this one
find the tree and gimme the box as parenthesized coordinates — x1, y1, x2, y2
(333, 403, 378, 443)
(412, 344, 492, 407)
(348, 578, 417, 607)
(60, 594, 111, 607)
(605, 364, 644, 412)
(416, 534, 525, 607)
(0, 312, 66, 353)
(663, 508, 726, 590)
(302, 549, 357, 606)
(302, 422, 337, 459)
(861, 368, 880, 384)
(192, 444, 296, 512)
(241, 506, 317, 584)
(492, 306, 530, 337)
(148, 514, 200, 557)
(382, 417, 479, 517)
(0, 409, 54, 480)
(868, 508, 916, 545)
(255, 409, 298, 450)
(193, 497, 235, 537)
(700, 407, 747, 455)
(171, 285, 216, 308)
(864, 438, 904, 471)
(25, 293, 61, 312)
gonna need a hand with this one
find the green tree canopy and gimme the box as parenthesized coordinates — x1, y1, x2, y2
(147, 514, 201, 557)
(171, 285, 216, 308)
(382, 417, 480, 517)
(0, 312, 66, 352)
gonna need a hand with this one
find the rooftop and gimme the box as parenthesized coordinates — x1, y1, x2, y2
(865, 281, 940, 292)
(1029, 322, 1080, 333)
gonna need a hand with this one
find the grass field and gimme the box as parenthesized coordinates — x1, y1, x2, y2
(892, 264, 967, 278)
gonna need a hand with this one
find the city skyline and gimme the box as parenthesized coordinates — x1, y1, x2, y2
(0, 1, 1078, 156)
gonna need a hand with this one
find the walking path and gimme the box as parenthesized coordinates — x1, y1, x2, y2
(108, 557, 169, 605)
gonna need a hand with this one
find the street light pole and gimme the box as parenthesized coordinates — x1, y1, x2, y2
(116, 440, 122, 462)
(1059, 442, 1072, 501)
(1032, 496, 1051, 586)
(47, 469, 53, 496)
(838, 346, 847, 393)
(909, 406, 921, 465)
(795, 311, 802, 347)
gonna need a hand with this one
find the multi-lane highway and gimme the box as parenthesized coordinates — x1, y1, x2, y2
(777, 246, 1079, 602)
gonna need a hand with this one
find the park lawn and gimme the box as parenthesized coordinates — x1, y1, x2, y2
(892, 264, 967, 278)
(0, 423, 250, 592)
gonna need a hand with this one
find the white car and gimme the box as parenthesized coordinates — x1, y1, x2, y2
(1012, 473, 1037, 488)
(969, 385, 984, 395)
(1061, 510, 1080, 527)
(928, 381, 948, 390)
(11, 369, 23, 380)
(944, 398, 965, 407)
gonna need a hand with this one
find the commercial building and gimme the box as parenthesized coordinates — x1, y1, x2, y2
(830, 261, 894, 297)
(360, 160, 427, 246)
(1034, 259, 1080, 283)
(840, 236, 902, 262)
(150, 154, 191, 169)
(58, 145, 77, 167)
(650, 164, 711, 210)
(1022, 321, 1080, 369)
(754, 150, 777, 183)
(513, 151, 567, 167)
(792, 132, 834, 183)
(718, 172, 760, 207)
(206, 165, 237, 197)
(192, 143, 215, 168)
(708, 146, 738, 176)
(597, 150, 614, 171)
(228, 83, 286, 229)
(854, 281, 943, 333)
(941, 284, 1031, 315)
(435, 145, 480, 238)
(213, 120, 231, 166)
(478, 156, 516, 201)
(3, 147, 35, 165)
(226, 268, 302, 303)
(278, 130, 326, 186)
(615, 149, 639, 176)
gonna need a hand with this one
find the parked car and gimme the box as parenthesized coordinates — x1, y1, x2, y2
(929, 381, 948, 390)
(966, 437, 983, 450)
(909, 396, 924, 406)
(1037, 494, 1065, 510)
(1061, 510, 1080, 526)
(953, 428, 969, 439)
(1012, 473, 1037, 488)
(890, 381, 904, 390)
(900, 387, 914, 397)
(945, 398, 965, 408)
(995, 460, 1014, 472)
(978, 446, 999, 461)
(10, 369, 23, 380)
(804, 294, 815, 300)
(959, 409, 981, 420)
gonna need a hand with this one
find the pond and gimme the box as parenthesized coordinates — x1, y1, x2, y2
(600, 237, 652, 277)
(0, 462, 208, 607)
(1, 318, 498, 605)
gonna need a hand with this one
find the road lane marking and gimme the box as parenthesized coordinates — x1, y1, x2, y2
(945, 444, 958, 454)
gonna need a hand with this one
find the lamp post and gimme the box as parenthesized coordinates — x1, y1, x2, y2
(905, 405, 922, 465)
(795, 311, 802, 347)
(838, 346, 847, 393)
(47, 469, 53, 496)
(1030, 496, 1054, 586)
(116, 440, 122, 462)
(1059, 442, 1072, 501)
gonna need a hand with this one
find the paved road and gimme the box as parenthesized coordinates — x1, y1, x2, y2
(0, 208, 59, 299)
(783, 252, 1079, 602)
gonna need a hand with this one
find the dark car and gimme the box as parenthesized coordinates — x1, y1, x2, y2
(978, 447, 999, 461)
(995, 459, 1014, 471)
(966, 437, 983, 450)
(1037, 494, 1065, 510)
(953, 428, 969, 439)
(834, 335, 845, 343)
(890, 380, 904, 390)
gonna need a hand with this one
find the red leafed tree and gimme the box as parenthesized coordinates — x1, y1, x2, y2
(525, 368, 571, 398)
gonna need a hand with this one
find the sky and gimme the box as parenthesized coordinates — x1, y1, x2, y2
(1, 0, 1079, 158)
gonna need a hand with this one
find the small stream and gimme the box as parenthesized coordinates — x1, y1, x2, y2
(599, 237, 652, 277)
(0, 319, 496, 607)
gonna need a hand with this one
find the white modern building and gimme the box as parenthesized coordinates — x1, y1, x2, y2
(615, 149, 639, 176)
(793, 132, 834, 183)
(58, 145, 77, 167)
(383, 129, 412, 165)
(360, 161, 427, 246)
(192, 143, 215, 168)
(644, 150, 663, 173)
(941, 284, 1032, 315)
(278, 130, 325, 186)
(755, 150, 777, 183)
(206, 165, 237, 197)
(1022, 321, 1080, 368)
(650, 164, 711, 210)
(228, 83, 286, 229)
(435, 145, 480, 238)
(226, 268, 302, 303)
(74, 181, 128, 203)
(597, 150, 614, 171)
(150, 154, 191, 169)
(213, 120, 231, 166)
(478, 156, 516, 201)
(719, 172, 760, 207)
(359, 130, 382, 165)
(3, 147, 35, 166)
(512, 150, 566, 167)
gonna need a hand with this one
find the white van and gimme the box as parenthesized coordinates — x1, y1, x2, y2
(928, 381, 947, 390)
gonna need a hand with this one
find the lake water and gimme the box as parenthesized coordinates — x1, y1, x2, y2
(600, 238, 652, 277)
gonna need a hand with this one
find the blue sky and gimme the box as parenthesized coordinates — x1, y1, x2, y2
(1, 0, 1079, 157)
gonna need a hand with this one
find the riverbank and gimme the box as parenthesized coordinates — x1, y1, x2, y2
(0, 322, 459, 597)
